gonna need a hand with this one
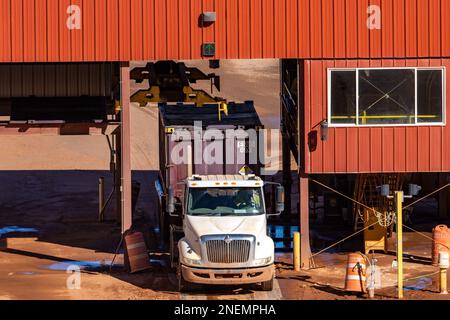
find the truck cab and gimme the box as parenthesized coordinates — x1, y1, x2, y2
(167, 174, 284, 292)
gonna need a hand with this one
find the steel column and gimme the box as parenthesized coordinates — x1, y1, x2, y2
(120, 62, 132, 234)
(299, 173, 312, 269)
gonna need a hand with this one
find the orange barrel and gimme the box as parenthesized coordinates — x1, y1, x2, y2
(124, 231, 151, 273)
(432, 225, 450, 266)
(344, 252, 367, 293)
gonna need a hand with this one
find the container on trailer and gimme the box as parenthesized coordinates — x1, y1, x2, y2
(158, 101, 264, 198)
(156, 101, 264, 241)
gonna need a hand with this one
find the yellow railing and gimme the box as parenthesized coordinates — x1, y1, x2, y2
(331, 113, 439, 124)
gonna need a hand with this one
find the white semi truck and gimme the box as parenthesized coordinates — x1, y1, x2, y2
(167, 174, 284, 291)
(156, 102, 284, 292)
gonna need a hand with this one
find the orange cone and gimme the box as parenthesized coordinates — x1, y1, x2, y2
(345, 252, 367, 293)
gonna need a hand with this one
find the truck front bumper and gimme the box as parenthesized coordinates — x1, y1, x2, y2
(181, 264, 275, 285)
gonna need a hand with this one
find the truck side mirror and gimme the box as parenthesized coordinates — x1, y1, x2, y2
(275, 186, 285, 214)
(166, 186, 175, 214)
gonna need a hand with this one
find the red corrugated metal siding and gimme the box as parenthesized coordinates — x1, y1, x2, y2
(303, 58, 450, 174)
(0, 0, 449, 63)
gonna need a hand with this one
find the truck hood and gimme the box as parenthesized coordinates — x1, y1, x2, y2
(185, 215, 266, 238)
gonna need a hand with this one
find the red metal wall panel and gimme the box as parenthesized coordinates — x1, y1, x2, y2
(166, 0, 179, 59)
(333, 0, 345, 58)
(303, 58, 450, 174)
(250, 0, 263, 58)
(70, 0, 83, 61)
(106, 0, 119, 61)
(0, 0, 11, 62)
(95, 0, 108, 61)
(203, 0, 216, 55)
(131, 0, 144, 61)
(0, 0, 449, 62)
(238, 0, 251, 58)
(393, 0, 406, 57)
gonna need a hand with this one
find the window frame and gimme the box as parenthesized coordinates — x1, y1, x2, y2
(327, 67, 446, 128)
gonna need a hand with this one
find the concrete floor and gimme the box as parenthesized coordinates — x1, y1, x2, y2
(0, 59, 448, 300)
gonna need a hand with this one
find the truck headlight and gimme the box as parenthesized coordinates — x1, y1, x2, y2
(254, 257, 272, 266)
(183, 257, 202, 266)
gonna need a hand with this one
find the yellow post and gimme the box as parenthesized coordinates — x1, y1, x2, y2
(396, 191, 404, 299)
(439, 251, 449, 294)
(293, 232, 301, 271)
(440, 268, 448, 294)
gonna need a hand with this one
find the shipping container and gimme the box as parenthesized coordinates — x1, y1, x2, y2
(157, 101, 264, 200)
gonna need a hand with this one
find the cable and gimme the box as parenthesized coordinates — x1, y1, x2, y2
(402, 223, 450, 251)
(311, 179, 385, 217)
(404, 182, 450, 209)
(109, 234, 124, 274)
(308, 179, 389, 261)
(310, 220, 379, 259)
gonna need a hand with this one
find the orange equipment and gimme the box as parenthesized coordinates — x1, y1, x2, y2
(432, 225, 450, 266)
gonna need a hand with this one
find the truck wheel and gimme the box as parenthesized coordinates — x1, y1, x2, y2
(261, 278, 274, 291)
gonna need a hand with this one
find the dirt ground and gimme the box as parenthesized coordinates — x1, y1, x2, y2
(0, 59, 449, 300)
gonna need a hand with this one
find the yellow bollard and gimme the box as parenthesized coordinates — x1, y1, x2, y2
(293, 232, 301, 271)
(439, 251, 449, 294)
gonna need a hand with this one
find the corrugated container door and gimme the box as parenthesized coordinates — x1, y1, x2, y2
(166, 132, 190, 199)
(195, 134, 225, 176)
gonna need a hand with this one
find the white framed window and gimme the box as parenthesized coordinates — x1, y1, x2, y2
(327, 67, 446, 127)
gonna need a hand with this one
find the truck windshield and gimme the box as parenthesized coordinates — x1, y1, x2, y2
(187, 187, 265, 216)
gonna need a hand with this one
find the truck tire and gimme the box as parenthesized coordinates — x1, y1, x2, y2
(261, 277, 274, 291)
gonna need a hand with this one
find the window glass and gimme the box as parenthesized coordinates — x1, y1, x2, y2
(329, 68, 444, 126)
(330, 71, 356, 124)
(417, 70, 443, 123)
(187, 187, 264, 216)
(358, 69, 416, 125)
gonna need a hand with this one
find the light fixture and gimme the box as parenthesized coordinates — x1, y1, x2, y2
(320, 120, 329, 141)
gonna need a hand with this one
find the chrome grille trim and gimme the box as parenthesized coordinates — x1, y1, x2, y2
(201, 235, 255, 265)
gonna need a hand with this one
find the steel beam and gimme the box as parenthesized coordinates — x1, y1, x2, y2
(120, 62, 132, 233)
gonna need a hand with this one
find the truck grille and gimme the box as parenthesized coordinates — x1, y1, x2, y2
(205, 239, 251, 264)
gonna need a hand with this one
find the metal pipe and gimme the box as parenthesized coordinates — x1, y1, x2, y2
(396, 191, 404, 299)
(99, 177, 105, 221)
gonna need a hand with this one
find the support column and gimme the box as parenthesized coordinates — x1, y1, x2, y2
(120, 62, 132, 233)
(299, 173, 312, 269)
(282, 135, 292, 220)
